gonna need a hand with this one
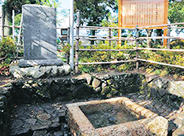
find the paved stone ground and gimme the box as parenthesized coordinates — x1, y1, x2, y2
(9, 93, 182, 136)
(9, 102, 71, 136)
(126, 93, 175, 118)
(126, 93, 181, 135)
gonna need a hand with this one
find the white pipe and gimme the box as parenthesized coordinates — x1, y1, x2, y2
(69, 0, 74, 70)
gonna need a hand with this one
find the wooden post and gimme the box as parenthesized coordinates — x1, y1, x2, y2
(163, 29, 167, 47)
(66, 27, 70, 64)
(18, 14, 23, 45)
(75, 11, 80, 73)
(167, 25, 171, 49)
(118, 0, 122, 46)
(109, 28, 112, 60)
(12, 10, 15, 39)
(109, 28, 111, 46)
(118, 29, 122, 45)
(135, 25, 139, 70)
(67, 27, 70, 44)
(0, 6, 4, 37)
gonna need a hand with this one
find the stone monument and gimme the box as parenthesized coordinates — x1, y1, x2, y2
(10, 4, 71, 78)
(19, 4, 62, 67)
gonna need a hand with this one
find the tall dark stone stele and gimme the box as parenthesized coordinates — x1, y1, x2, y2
(19, 4, 63, 67)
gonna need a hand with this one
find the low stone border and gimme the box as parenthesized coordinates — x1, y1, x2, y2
(143, 76, 184, 109)
(9, 73, 143, 105)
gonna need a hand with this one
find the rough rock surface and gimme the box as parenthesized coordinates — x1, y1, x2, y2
(10, 64, 71, 79)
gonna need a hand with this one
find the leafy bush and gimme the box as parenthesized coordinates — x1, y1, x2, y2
(57, 44, 71, 63)
(78, 39, 184, 79)
(78, 41, 136, 73)
(0, 37, 16, 76)
(139, 40, 184, 78)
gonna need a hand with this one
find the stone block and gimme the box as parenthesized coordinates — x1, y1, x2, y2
(72, 84, 93, 99)
(145, 116, 168, 136)
(101, 86, 111, 95)
(19, 58, 63, 67)
(86, 76, 92, 85)
(126, 85, 139, 93)
(92, 78, 101, 88)
(172, 126, 184, 136)
(10, 64, 71, 79)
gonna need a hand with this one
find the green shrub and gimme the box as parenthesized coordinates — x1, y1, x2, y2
(77, 39, 184, 79)
(0, 37, 16, 75)
(78, 41, 136, 73)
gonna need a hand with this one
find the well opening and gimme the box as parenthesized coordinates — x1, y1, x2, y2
(79, 102, 145, 128)
(67, 97, 169, 136)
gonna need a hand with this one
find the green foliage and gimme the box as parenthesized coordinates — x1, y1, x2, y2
(15, 13, 22, 26)
(3, 0, 40, 15)
(101, 13, 118, 27)
(3, 0, 59, 17)
(78, 39, 184, 79)
(78, 41, 136, 73)
(168, 1, 184, 23)
(41, 0, 59, 8)
(0, 37, 16, 59)
(61, 44, 71, 55)
(57, 44, 71, 62)
(0, 37, 16, 75)
(74, 0, 118, 26)
(139, 40, 184, 78)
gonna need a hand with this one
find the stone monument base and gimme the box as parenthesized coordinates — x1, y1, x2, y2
(19, 58, 64, 67)
(10, 62, 71, 79)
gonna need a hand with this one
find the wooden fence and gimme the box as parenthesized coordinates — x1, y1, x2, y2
(74, 12, 184, 73)
(1, 11, 184, 73)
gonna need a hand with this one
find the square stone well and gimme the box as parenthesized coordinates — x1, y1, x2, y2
(66, 97, 168, 136)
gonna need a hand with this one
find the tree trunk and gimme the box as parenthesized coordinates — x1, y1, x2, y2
(3, 8, 12, 36)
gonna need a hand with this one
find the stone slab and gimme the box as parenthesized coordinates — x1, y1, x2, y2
(22, 4, 57, 60)
(19, 58, 63, 67)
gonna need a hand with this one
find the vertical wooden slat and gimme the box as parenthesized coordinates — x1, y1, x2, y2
(18, 14, 23, 45)
(109, 28, 111, 46)
(118, 0, 122, 45)
(163, 0, 168, 47)
(163, 29, 167, 47)
(12, 10, 15, 39)
(118, 0, 122, 28)
(67, 27, 70, 44)
(109, 28, 112, 60)
(167, 25, 171, 49)
(0, 6, 4, 37)
(66, 27, 70, 64)
(136, 25, 139, 70)
(75, 11, 80, 73)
